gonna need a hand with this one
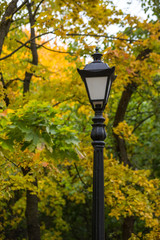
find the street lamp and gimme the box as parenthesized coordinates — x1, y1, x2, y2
(77, 47, 116, 240)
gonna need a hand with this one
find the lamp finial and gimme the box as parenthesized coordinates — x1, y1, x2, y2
(92, 47, 103, 61)
(95, 46, 99, 53)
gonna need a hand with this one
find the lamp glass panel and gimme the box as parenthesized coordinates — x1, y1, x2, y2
(86, 76, 108, 100)
(105, 79, 112, 102)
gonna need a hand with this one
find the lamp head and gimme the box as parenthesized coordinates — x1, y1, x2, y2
(77, 48, 116, 111)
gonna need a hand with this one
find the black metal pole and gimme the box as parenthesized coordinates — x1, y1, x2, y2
(91, 108, 106, 240)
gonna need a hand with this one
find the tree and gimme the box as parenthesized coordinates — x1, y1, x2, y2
(0, 0, 160, 239)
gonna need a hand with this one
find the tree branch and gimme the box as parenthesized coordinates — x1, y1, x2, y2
(16, 39, 31, 49)
(74, 163, 88, 189)
(66, 33, 143, 42)
(133, 114, 154, 133)
(0, 31, 56, 61)
(4, 156, 19, 168)
(36, 38, 54, 48)
(6, 78, 23, 87)
(33, 0, 45, 18)
(0, 30, 146, 61)
(12, 0, 28, 15)
(40, 45, 75, 55)
(52, 95, 76, 108)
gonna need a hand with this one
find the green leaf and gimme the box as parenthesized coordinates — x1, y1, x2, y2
(24, 133, 34, 142)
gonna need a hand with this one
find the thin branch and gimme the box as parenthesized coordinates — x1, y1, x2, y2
(52, 102, 61, 107)
(66, 33, 143, 42)
(74, 163, 88, 189)
(0, 30, 143, 61)
(40, 45, 75, 55)
(6, 78, 23, 87)
(16, 39, 30, 49)
(0, 41, 29, 60)
(12, 0, 28, 15)
(16, 37, 54, 50)
(36, 38, 54, 48)
(10, 20, 29, 31)
(4, 156, 19, 168)
(0, 72, 6, 88)
(133, 114, 154, 133)
(126, 111, 154, 121)
(52, 95, 76, 108)
(105, 146, 114, 150)
(33, 73, 51, 81)
(0, 31, 56, 61)
(33, 0, 45, 18)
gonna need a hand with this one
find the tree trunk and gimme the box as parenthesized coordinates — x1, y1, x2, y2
(0, 0, 19, 55)
(23, 0, 38, 94)
(26, 186, 41, 240)
(113, 82, 137, 167)
(22, 167, 41, 240)
(23, 71, 33, 94)
(0, 72, 10, 106)
(22, 2, 40, 240)
(0, 0, 19, 107)
(113, 83, 136, 239)
(122, 216, 135, 240)
(112, 49, 152, 239)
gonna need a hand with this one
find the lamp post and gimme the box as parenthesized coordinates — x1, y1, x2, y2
(77, 47, 116, 240)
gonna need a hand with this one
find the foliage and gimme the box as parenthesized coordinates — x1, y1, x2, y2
(0, 0, 159, 239)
